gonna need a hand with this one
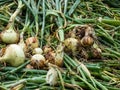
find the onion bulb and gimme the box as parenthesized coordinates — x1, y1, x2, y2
(80, 35, 94, 47)
(0, 26, 19, 44)
(64, 38, 79, 56)
(32, 48, 43, 55)
(30, 54, 45, 69)
(25, 37, 39, 49)
(0, 44, 25, 67)
(46, 67, 58, 86)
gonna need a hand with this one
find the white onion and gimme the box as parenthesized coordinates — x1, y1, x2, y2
(30, 54, 45, 69)
(0, 26, 19, 44)
(32, 48, 43, 55)
(0, 44, 25, 66)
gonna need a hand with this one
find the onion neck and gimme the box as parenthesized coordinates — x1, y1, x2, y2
(6, 0, 23, 30)
(19, 32, 25, 44)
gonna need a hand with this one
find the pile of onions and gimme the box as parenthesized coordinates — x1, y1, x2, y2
(0, 1, 26, 67)
(64, 24, 102, 60)
(32, 48, 43, 55)
(29, 47, 45, 69)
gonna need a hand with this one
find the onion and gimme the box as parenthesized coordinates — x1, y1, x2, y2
(80, 35, 94, 47)
(0, 44, 25, 67)
(0, 0, 23, 44)
(71, 25, 94, 39)
(30, 54, 45, 69)
(46, 67, 58, 86)
(25, 37, 39, 49)
(64, 38, 79, 56)
(32, 48, 43, 55)
(0, 26, 19, 44)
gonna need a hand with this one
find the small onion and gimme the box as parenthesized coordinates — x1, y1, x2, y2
(64, 38, 79, 52)
(46, 67, 58, 86)
(80, 35, 94, 47)
(32, 48, 43, 55)
(0, 44, 25, 67)
(30, 54, 45, 69)
(0, 26, 19, 44)
(25, 37, 39, 49)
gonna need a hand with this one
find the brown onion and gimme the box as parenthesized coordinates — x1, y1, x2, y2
(80, 35, 94, 47)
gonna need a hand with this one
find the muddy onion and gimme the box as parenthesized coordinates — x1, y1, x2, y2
(30, 54, 45, 69)
(0, 44, 25, 67)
